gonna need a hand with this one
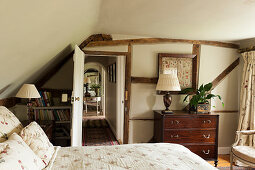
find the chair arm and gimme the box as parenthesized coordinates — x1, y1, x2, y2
(232, 130, 255, 147)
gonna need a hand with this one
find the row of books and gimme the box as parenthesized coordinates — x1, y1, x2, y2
(34, 91, 52, 107)
(34, 109, 70, 121)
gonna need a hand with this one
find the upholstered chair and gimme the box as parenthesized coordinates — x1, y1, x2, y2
(230, 130, 255, 170)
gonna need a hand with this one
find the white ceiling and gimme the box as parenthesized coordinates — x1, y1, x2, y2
(96, 0, 255, 41)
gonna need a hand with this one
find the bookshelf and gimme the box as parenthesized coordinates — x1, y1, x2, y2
(31, 89, 72, 146)
(32, 106, 72, 146)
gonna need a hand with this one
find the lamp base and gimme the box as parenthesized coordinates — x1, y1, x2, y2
(162, 110, 173, 114)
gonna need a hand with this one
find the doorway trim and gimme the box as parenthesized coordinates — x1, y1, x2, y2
(83, 49, 131, 144)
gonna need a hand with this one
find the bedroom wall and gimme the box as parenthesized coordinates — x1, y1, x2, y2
(0, 0, 102, 99)
(43, 58, 73, 90)
(85, 34, 240, 153)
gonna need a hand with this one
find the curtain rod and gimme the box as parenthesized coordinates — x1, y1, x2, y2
(238, 46, 255, 53)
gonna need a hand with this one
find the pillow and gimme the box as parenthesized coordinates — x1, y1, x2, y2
(20, 121, 55, 166)
(0, 133, 45, 170)
(0, 106, 23, 142)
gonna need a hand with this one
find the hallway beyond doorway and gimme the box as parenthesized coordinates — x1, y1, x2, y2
(82, 118, 119, 146)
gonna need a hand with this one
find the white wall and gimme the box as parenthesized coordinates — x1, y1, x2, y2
(85, 34, 241, 150)
(0, 0, 102, 98)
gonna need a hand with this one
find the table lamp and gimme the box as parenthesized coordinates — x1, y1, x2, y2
(16, 84, 41, 121)
(84, 77, 91, 97)
(156, 71, 181, 114)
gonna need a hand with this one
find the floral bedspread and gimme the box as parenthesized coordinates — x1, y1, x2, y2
(46, 143, 216, 170)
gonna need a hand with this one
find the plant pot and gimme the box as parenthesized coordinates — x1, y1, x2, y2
(95, 88, 100, 97)
(197, 103, 210, 114)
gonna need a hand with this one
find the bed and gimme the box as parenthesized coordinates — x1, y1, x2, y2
(0, 106, 216, 170)
(46, 143, 216, 170)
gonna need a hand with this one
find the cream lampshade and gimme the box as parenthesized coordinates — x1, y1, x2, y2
(156, 74, 181, 91)
(84, 77, 91, 84)
(16, 84, 40, 99)
(16, 84, 40, 122)
(84, 77, 91, 97)
(156, 71, 181, 114)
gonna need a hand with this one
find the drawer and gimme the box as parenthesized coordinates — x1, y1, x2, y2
(184, 145, 217, 160)
(163, 129, 216, 144)
(164, 116, 217, 129)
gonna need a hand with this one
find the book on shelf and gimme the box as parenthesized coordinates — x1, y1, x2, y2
(34, 109, 70, 121)
(34, 91, 52, 107)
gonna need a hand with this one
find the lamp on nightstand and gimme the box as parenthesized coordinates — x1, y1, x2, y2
(16, 84, 40, 121)
(156, 70, 181, 114)
(84, 77, 91, 97)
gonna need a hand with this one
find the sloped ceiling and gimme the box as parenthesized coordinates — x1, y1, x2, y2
(1, 0, 255, 98)
(0, 0, 102, 98)
(96, 0, 255, 41)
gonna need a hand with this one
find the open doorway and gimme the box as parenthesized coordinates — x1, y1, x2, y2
(82, 55, 125, 146)
(83, 63, 105, 118)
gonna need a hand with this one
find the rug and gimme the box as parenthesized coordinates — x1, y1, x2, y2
(82, 119, 119, 146)
(218, 167, 255, 170)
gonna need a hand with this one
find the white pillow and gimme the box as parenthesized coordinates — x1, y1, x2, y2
(0, 106, 23, 142)
(20, 121, 55, 166)
(0, 133, 45, 170)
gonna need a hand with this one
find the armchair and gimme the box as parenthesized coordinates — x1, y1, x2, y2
(230, 130, 255, 170)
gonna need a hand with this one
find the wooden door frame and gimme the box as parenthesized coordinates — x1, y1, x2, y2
(83, 49, 131, 144)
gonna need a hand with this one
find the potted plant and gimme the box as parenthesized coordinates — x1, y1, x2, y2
(90, 84, 101, 97)
(182, 82, 224, 113)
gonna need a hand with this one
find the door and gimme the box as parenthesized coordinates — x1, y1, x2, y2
(71, 45, 85, 146)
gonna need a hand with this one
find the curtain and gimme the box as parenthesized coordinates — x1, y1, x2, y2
(237, 51, 255, 146)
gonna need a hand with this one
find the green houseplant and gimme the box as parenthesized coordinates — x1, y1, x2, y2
(90, 84, 101, 96)
(182, 82, 224, 113)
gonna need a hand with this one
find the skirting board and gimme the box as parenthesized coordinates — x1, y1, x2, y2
(105, 118, 117, 139)
(218, 147, 231, 154)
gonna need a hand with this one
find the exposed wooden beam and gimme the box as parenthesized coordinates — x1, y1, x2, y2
(79, 34, 112, 49)
(129, 117, 154, 121)
(192, 44, 201, 90)
(83, 50, 129, 56)
(124, 44, 132, 144)
(87, 38, 239, 49)
(0, 97, 19, 108)
(211, 58, 240, 90)
(131, 77, 158, 84)
(238, 46, 255, 53)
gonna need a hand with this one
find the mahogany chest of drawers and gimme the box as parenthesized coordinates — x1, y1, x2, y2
(153, 110, 219, 167)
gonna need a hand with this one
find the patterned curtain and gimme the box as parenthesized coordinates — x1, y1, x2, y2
(237, 51, 255, 146)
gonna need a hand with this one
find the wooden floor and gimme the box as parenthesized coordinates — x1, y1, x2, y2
(208, 154, 230, 167)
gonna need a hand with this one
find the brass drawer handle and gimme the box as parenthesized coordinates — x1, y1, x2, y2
(203, 134, 211, 139)
(170, 135, 179, 138)
(171, 120, 180, 124)
(202, 150, 210, 155)
(203, 120, 212, 124)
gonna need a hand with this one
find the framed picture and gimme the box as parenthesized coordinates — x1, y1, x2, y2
(112, 63, 116, 83)
(107, 66, 111, 82)
(110, 65, 113, 82)
(158, 53, 199, 93)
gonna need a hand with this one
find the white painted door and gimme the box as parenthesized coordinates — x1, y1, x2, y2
(71, 45, 85, 146)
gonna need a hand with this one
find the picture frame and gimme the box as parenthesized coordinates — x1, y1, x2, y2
(112, 63, 116, 83)
(110, 65, 113, 82)
(158, 53, 199, 94)
(107, 66, 111, 82)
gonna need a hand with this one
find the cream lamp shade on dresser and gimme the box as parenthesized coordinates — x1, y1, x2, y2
(156, 72, 181, 114)
(16, 84, 41, 99)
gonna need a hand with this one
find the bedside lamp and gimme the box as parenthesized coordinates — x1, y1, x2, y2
(84, 77, 91, 97)
(16, 84, 40, 121)
(156, 71, 181, 114)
